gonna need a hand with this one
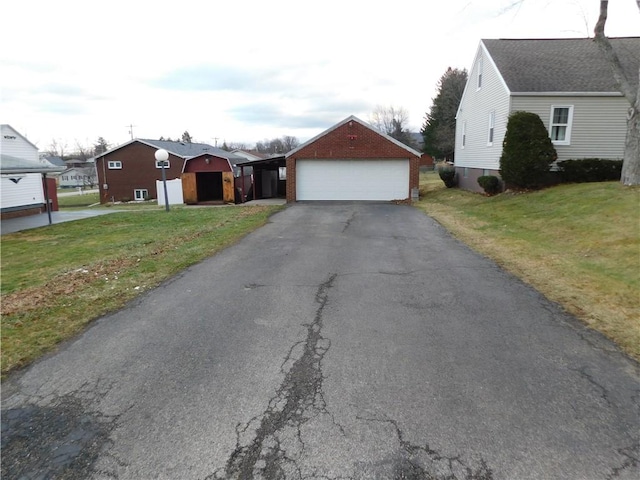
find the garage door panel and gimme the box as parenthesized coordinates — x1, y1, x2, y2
(296, 159, 409, 201)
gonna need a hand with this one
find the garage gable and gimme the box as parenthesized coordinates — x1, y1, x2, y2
(285, 115, 421, 202)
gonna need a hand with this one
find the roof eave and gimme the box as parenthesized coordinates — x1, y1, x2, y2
(510, 91, 625, 96)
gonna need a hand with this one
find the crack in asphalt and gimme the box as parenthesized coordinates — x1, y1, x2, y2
(342, 212, 356, 233)
(570, 366, 613, 407)
(1, 383, 122, 480)
(210, 274, 340, 479)
(356, 415, 494, 480)
(605, 443, 640, 479)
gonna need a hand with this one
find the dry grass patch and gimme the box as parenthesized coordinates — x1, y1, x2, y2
(416, 172, 640, 361)
(1, 205, 284, 375)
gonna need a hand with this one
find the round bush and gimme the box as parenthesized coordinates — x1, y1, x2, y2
(499, 111, 557, 189)
(477, 175, 501, 195)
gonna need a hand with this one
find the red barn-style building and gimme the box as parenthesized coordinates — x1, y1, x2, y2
(93, 139, 250, 204)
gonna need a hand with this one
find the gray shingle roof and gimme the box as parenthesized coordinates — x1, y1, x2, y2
(139, 139, 245, 161)
(482, 37, 640, 93)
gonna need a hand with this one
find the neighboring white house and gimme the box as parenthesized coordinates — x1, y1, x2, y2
(1, 124, 64, 218)
(58, 166, 98, 188)
(454, 37, 639, 192)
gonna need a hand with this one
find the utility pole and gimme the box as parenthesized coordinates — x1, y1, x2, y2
(213, 137, 219, 147)
(126, 124, 136, 140)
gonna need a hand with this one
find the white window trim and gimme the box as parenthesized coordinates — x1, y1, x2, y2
(108, 160, 122, 169)
(487, 111, 495, 146)
(155, 160, 170, 169)
(477, 56, 483, 90)
(134, 189, 148, 201)
(461, 120, 467, 148)
(549, 105, 574, 146)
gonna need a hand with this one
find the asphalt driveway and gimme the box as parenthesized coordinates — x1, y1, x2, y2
(2, 203, 638, 479)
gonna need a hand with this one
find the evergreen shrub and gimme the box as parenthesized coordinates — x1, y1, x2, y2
(557, 158, 623, 183)
(499, 111, 557, 189)
(436, 163, 457, 188)
(477, 176, 501, 195)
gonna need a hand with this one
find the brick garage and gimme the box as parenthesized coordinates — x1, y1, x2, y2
(285, 116, 421, 202)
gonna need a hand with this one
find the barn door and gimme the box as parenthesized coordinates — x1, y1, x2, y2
(182, 172, 198, 204)
(222, 172, 234, 203)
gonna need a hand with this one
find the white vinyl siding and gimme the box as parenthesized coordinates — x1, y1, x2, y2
(0, 125, 39, 163)
(455, 43, 511, 170)
(1, 173, 44, 209)
(511, 95, 627, 161)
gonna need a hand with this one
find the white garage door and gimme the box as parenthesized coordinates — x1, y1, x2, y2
(296, 159, 410, 201)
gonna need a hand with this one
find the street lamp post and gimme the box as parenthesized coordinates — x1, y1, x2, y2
(154, 148, 170, 212)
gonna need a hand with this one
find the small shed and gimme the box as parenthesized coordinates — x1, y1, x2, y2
(182, 152, 252, 204)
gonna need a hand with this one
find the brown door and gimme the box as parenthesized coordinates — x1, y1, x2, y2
(222, 172, 234, 203)
(182, 173, 198, 204)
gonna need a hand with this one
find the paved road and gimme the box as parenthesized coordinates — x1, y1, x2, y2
(2, 204, 638, 479)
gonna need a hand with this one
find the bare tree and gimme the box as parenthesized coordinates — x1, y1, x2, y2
(593, 0, 640, 185)
(281, 136, 299, 152)
(369, 105, 416, 148)
(47, 139, 67, 160)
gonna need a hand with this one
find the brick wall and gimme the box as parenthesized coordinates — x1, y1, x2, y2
(286, 119, 420, 202)
(97, 142, 185, 203)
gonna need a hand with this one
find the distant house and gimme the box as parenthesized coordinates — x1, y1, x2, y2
(92, 139, 251, 204)
(454, 37, 639, 192)
(1, 124, 63, 219)
(58, 166, 98, 189)
(285, 115, 421, 202)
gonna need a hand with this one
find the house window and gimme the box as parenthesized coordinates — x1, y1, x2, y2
(550, 105, 574, 145)
(487, 111, 495, 146)
(477, 56, 483, 89)
(278, 167, 287, 180)
(108, 161, 122, 169)
(461, 120, 467, 148)
(134, 189, 148, 201)
(483, 169, 490, 176)
(155, 159, 170, 169)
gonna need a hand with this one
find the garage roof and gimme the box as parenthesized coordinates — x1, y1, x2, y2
(286, 115, 421, 158)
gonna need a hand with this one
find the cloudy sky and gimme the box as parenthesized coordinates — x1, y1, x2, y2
(1, 0, 638, 152)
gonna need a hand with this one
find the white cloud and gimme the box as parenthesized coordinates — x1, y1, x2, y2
(1, 0, 638, 149)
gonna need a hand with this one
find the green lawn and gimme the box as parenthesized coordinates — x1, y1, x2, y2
(1, 205, 284, 375)
(416, 172, 640, 361)
(57, 192, 100, 208)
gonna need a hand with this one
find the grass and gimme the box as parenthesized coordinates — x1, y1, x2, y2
(416, 172, 640, 361)
(1, 205, 284, 375)
(57, 192, 100, 208)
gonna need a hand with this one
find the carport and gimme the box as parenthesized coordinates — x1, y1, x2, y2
(237, 155, 286, 202)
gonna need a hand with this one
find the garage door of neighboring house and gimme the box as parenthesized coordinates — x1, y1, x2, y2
(296, 159, 410, 201)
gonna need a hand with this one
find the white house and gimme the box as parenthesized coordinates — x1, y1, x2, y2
(454, 37, 639, 192)
(1, 124, 64, 218)
(58, 166, 98, 188)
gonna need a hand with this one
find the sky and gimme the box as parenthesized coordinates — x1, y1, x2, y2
(1, 0, 638, 153)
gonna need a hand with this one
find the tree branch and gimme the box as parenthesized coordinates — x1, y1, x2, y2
(593, 0, 636, 104)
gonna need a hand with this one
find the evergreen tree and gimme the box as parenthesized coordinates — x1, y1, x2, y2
(422, 67, 468, 160)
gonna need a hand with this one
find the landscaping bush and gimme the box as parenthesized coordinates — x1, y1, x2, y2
(477, 175, 501, 195)
(436, 162, 457, 188)
(500, 111, 557, 189)
(557, 158, 623, 183)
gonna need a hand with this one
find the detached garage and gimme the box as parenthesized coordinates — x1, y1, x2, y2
(285, 115, 420, 202)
